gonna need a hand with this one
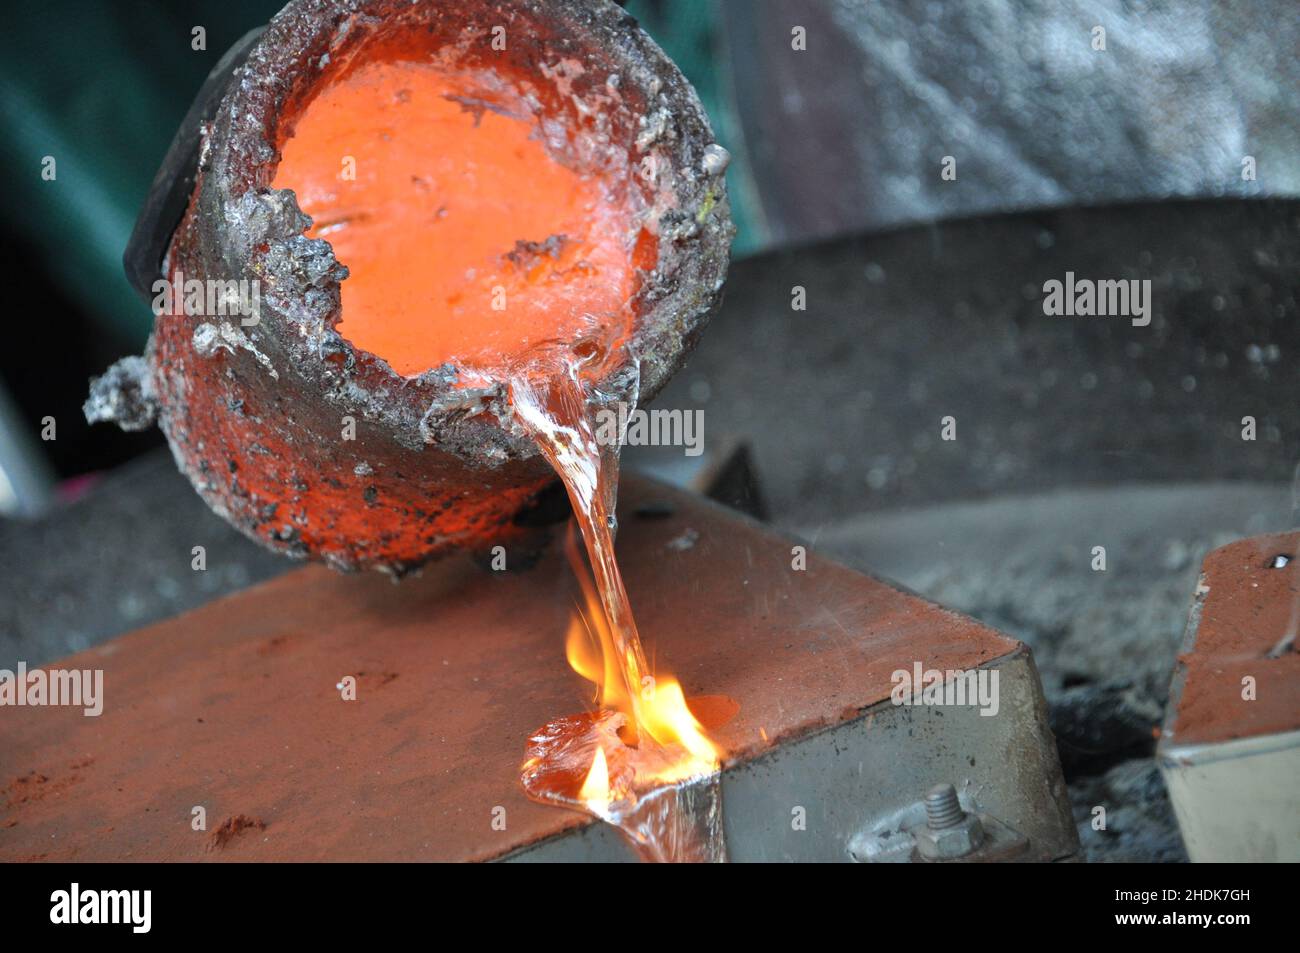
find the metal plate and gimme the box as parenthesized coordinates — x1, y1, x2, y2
(0, 477, 1073, 861)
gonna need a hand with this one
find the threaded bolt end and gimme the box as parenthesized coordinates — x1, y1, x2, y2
(925, 784, 964, 829)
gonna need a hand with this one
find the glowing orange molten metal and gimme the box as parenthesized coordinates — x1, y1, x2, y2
(565, 535, 718, 770)
(520, 522, 726, 861)
(564, 526, 720, 788)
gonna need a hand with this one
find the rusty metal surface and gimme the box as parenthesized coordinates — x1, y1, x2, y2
(1162, 531, 1300, 748)
(1158, 531, 1300, 861)
(0, 477, 1024, 861)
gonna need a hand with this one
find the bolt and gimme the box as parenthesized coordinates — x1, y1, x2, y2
(925, 783, 965, 829)
(915, 783, 985, 860)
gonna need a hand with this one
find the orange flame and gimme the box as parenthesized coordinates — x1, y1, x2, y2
(579, 745, 611, 816)
(563, 525, 720, 795)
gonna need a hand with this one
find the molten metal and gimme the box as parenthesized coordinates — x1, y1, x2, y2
(512, 361, 726, 862)
(89, 0, 734, 863)
(89, 0, 732, 573)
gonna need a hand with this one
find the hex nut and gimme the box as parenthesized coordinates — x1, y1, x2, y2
(916, 813, 986, 860)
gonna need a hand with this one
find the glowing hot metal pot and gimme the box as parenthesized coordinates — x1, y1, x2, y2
(88, 0, 732, 574)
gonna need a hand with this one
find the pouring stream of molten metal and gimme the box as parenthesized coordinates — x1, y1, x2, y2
(273, 55, 724, 861)
(513, 358, 726, 861)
